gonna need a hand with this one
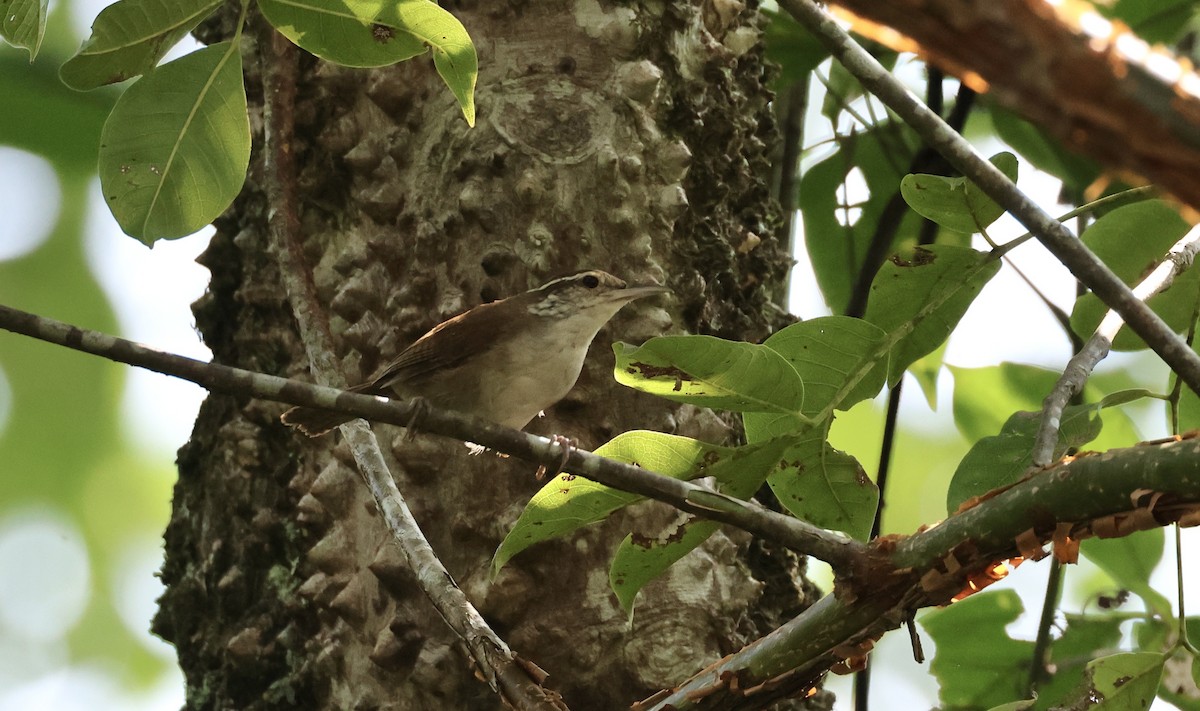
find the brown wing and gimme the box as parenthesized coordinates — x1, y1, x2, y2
(366, 297, 519, 391)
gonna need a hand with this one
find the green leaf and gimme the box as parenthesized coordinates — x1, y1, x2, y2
(908, 340, 947, 409)
(950, 363, 1062, 443)
(610, 517, 722, 616)
(608, 437, 792, 614)
(614, 335, 805, 415)
(1134, 618, 1200, 711)
(800, 123, 922, 313)
(762, 9, 827, 87)
(1081, 530, 1172, 618)
(1034, 615, 1124, 710)
(59, 0, 222, 90)
(820, 41, 896, 121)
(1105, 0, 1196, 45)
(900, 152, 1018, 234)
(259, 0, 477, 125)
(742, 317, 887, 442)
(1069, 200, 1195, 351)
(98, 42, 249, 242)
(987, 702, 1035, 711)
(763, 316, 888, 417)
(1060, 652, 1164, 711)
(492, 432, 718, 576)
(922, 590, 1034, 710)
(946, 404, 1100, 513)
(988, 104, 1098, 195)
(1, 0, 47, 60)
(765, 427, 877, 540)
(864, 244, 1001, 387)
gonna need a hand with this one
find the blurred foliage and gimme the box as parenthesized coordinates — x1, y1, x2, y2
(0, 2, 177, 700)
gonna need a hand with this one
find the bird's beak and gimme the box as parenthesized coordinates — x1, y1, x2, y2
(617, 283, 671, 302)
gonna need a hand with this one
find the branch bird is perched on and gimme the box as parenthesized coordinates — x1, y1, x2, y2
(281, 270, 669, 437)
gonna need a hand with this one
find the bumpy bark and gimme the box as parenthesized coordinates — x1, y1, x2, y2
(155, 2, 811, 709)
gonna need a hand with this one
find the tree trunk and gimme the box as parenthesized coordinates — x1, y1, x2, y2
(153, 2, 809, 708)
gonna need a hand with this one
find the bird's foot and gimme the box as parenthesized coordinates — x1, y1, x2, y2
(534, 434, 575, 481)
(402, 396, 431, 442)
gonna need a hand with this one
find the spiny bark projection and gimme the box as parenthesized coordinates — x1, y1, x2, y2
(155, 2, 805, 709)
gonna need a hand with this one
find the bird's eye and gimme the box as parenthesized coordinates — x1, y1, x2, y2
(581, 274, 600, 288)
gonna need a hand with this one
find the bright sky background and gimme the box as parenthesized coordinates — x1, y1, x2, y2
(0, 30, 1195, 711)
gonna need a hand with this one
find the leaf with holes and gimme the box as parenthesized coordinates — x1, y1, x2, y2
(98, 42, 249, 242)
(1081, 531, 1172, 618)
(765, 427, 877, 540)
(800, 124, 926, 313)
(607, 436, 792, 615)
(1057, 653, 1164, 711)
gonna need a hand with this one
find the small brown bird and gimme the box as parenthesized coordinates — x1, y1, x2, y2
(281, 270, 669, 437)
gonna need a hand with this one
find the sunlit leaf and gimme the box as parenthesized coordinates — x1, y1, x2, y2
(98, 42, 249, 242)
(259, 0, 477, 124)
(60, 0, 222, 90)
(614, 335, 805, 415)
(493, 432, 720, 576)
(762, 316, 887, 417)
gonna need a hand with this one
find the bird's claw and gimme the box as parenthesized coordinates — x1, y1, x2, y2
(535, 434, 575, 481)
(402, 396, 431, 442)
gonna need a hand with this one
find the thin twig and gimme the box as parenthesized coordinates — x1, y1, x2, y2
(0, 302, 870, 573)
(777, 0, 1200, 397)
(256, 22, 562, 709)
(1032, 225, 1200, 466)
(1025, 558, 1063, 697)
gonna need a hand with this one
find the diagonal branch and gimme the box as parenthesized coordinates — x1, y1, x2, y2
(0, 301, 869, 574)
(778, 0, 1200, 398)
(1032, 224, 1200, 466)
(642, 435, 1200, 710)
